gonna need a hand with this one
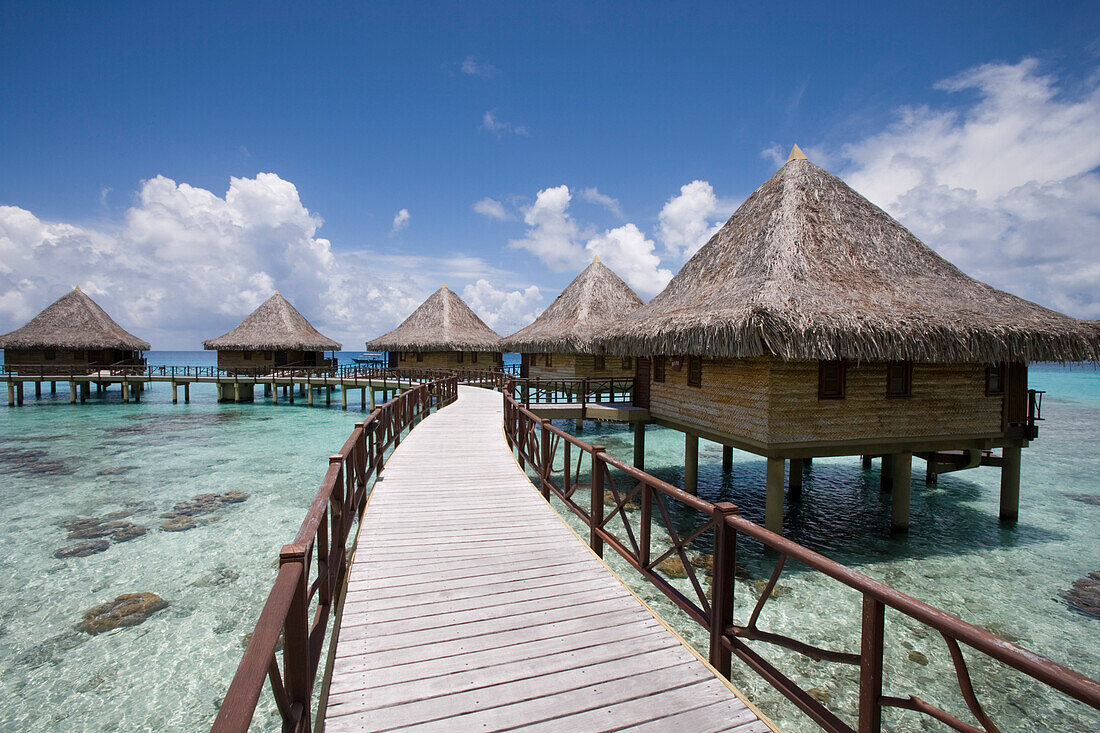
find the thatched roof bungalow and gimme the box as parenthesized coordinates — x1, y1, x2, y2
(203, 292, 341, 375)
(502, 257, 643, 379)
(599, 146, 1100, 531)
(366, 285, 502, 370)
(0, 287, 150, 373)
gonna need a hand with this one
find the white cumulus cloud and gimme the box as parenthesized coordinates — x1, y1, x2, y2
(461, 279, 543, 335)
(460, 56, 498, 78)
(579, 187, 624, 219)
(838, 57, 1100, 318)
(656, 180, 729, 260)
(584, 224, 671, 298)
(508, 185, 586, 270)
(0, 174, 505, 348)
(472, 197, 510, 221)
(391, 208, 410, 233)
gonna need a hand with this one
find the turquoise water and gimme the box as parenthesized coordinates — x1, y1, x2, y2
(0, 357, 1096, 730)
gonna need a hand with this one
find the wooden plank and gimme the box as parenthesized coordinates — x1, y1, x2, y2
(324, 385, 767, 732)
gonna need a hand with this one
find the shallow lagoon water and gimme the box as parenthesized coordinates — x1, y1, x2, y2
(0, 356, 1097, 730)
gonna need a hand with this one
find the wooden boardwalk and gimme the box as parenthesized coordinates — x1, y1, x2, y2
(323, 386, 772, 732)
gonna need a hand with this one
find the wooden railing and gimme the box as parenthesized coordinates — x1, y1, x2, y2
(502, 390, 1100, 732)
(508, 376, 634, 406)
(211, 375, 458, 733)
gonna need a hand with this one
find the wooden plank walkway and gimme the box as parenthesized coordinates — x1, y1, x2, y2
(323, 386, 773, 732)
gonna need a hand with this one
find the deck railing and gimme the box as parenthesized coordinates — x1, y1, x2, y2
(211, 375, 458, 733)
(502, 390, 1100, 733)
(508, 376, 634, 406)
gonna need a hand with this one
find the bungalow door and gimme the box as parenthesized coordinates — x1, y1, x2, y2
(520, 353, 530, 378)
(633, 357, 650, 408)
(274, 350, 288, 366)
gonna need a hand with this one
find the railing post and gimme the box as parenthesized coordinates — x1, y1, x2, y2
(540, 418, 552, 500)
(589, 445, 606, 558)
(280, 544, 312, 733)
(859, 595, 886, 733)
(639, 480, 651, 567)
(709, 502, 739, 677)
(582, 378, 589, 420)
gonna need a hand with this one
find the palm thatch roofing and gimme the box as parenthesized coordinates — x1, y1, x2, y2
(599, 149, 1100, 363)
(203, 292, 341, 351)
(0, 287, 151, 351)
(501, 257, 643, 353)
(366, 286, 501, 352)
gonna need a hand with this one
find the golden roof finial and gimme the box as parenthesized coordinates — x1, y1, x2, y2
(787, 144, 808, 163)
(73, 285, 81, 292)
(442, 283, 448, 290)
(592, 254, 601, 264)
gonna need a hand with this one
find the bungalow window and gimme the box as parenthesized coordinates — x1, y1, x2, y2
(399, 352, 406, 362)
(654, 356, 666, 383)
(886, 361, 912, 398)
(818, 360, 846, 399)
(416, 352, 423, 362)
(621, 356, 631, 369)
(594, 355, 605, 370)
(457, 352, 464, 364)
(688, 356, 702, 387)
(263, 351, 273, 360)
(243, 351, 252, 361)
(472, 352, 478, 363)
(545, 353, 552, 367)
(986, 363, 1005, 396)
(43, 349, 56, 360)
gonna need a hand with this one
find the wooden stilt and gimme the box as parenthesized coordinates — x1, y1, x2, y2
(133, 382, 141, 402)
(633, 422, 645, 470)
(684, 433, 699, 494)
(80, 382, 89, 403)
(69, 381, 77, 404)
(122, 380, 129, 403)
(172, 381, 178, 403)
(722, 445, 733, 472)
(369, 388, 375, 410)
(289, 383, 294, 403)
(1000, 446, 1022, 523)
(789, 458, 804, 496)
(184, 383, 190, 403)
(35, 382, 42, 398)
(341, 386, 347, 410)
(8, 382, 14, 406)
(891, 453, 912, 531)
(234, 382, 241, 403)
(326, 386, 332, 406)
(575, 418, 584, 431)
(361, 387, 366, 410)
(862, 454, 873, 470)
(307, 383, 314, 406)
(880, 455, 893, 491)
(50, 381, 56, 394)
(272, 382, 279, 404)
(766, 457, 785, 533)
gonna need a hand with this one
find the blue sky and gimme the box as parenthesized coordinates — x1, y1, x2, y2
(2, 1, 1099, 347)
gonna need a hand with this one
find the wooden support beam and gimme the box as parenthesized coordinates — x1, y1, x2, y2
(307, 383, 314, 406)
(171, 381, 178, 403)
(272, 382, 279, 404)
(862, 454, 873, 470)
(80, 381, 88, 402)
(35, 382, 41, 398)
(50, 381, 56, 394)
(766, 457, 785, 534)
(234, 382, 241, 403)
(7, 382, 14, 406)
(891, 453, 912, 531)
(684, 433, 699, 494)
(341, 386, 347, 410)
(633, 422, 645, 470)
(16, 382, 23, 405)
(326, 386, 332, 406)
(369, 388, 375, 410)
(575, 418, 584, 431)
(122, 380, 129, 403)
(880, 455, 893, 492)
(722, 445, 733, 472)
(69, 381, 77, 404)
(184, 383, 190, 403)
(1000, 446, 1021, 523)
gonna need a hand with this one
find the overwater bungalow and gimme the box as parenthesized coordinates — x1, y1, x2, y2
(600, 146, 1100, 533)
(203, 292, 341, 380)
(0, 286, 149, 374)
(366, 285, 502, 370)
(502, 256, 643, 380)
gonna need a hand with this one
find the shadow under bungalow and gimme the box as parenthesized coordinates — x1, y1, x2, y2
(599, 146, 1100, 533)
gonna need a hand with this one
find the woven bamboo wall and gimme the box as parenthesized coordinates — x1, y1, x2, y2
(528, 353, 634, 380)
(4, 348, 137, 366)
(217, 350, 278, 370)
(398, 351, 498, 370)
(649, 356, 1003, 449)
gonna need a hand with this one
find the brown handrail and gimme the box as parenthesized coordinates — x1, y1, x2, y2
(211, 375, 458, 733)
(501, 386, 1100, 733)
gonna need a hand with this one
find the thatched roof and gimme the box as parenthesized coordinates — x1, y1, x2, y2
(366, 286, 501, 352)
(203, 292, 341, 351)
(0, 287, 151, 351)
(501, 257, 643, 353)
(599, 149, 1100, 363)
